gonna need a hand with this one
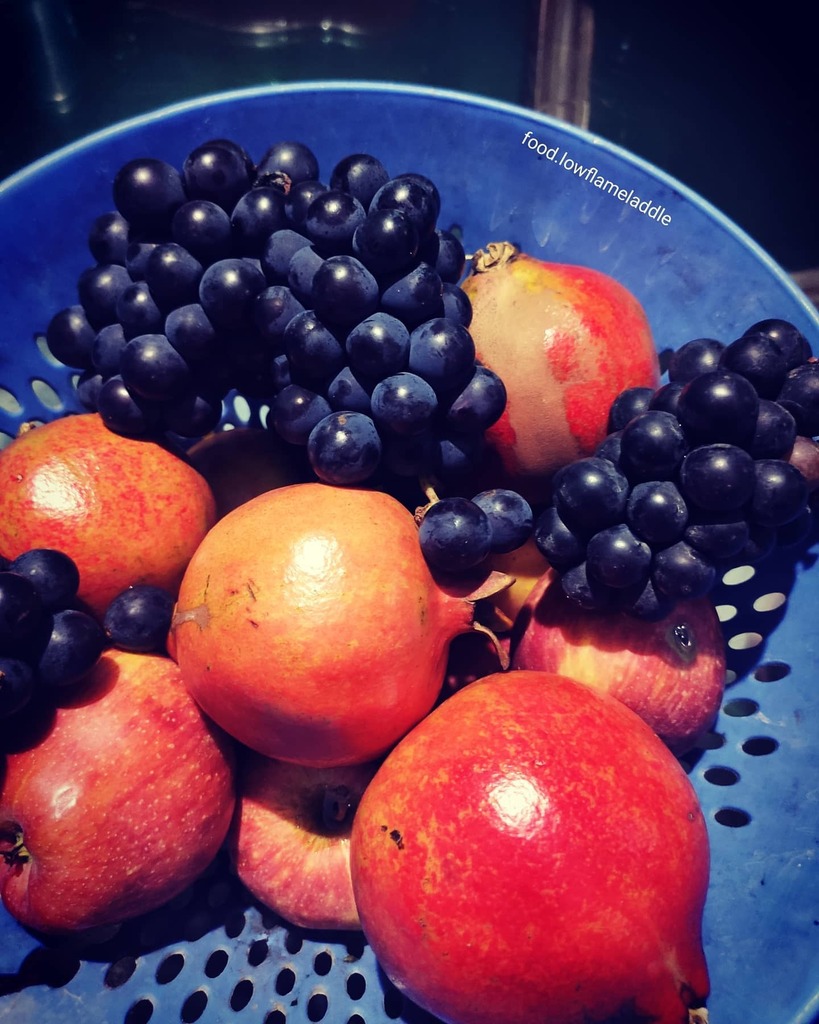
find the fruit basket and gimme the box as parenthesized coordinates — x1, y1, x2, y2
(1, 81, 818, 1024)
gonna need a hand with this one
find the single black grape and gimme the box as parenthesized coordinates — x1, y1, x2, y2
(380, 263, 444, 328)
(667, 338, 726, 383)
(444, 365, 506, 434)
(408, 317, 475, 396)
(648, 381, 684, 418)
(607, 386, 656, 432)
(145, 243, 204, 313)
(77, 263, 133, 330)
(440, 282, 472, 327)
(312, 255, 379, 327)
(559, 561, 617, 611)
(428, 228, 466, 284)
(678, 443, 756, 512)
(533, 505, 587, 569)
(8, 549, 80, 612)
(345, 312, 410, 379)
(120, 333, 192, 402)
(625, 480, 689, 546)
(418, 498, 492, 573)
(472, 489, 533, 554)
(551, 457, 630, 535)
(651, 541, 716, 601)
(744, 318, 812, 370)
(92, 322, 128, 376)
(326, 366, 372, 414)
(230, 187, 287, 257)
(103, 584, 175, 653)
(112, 157, 186, 234)
(172, 199, 233, 266)
(255, 140, 320, 188)
(330, 153, 390, 208)
(116, 281, 164, 340)
(183, 139, 254, 211)
(304, 190, 367, 255)
(352, 208, 420, 277)
(777, 362, 819, 437)
(586, 524, 652, 589)
(370, 175, 438, 241)
(88, 210, 130, 265)
(46, 305, 97, 370)
(273, 385, 333, 445)
(284, 180, 329, 230)
(676, 369, 759, 447)
(254, 285, 305, 345)
(199, 257, 267, 332)
(748, 459, 809, 527)
(163, 389, 224, 438)
(747, 398, 797, 459)
(261, 229, 312, 283)
(370, 372, 438, 436)
(165, 303, 221, 364)
(35, 609, 107, 689)
(283, 310, 346, 381)
(307, 411, 382, 485)
(618, 410, 688, 482)
(287, 244, 325, 306)
(96, 374, 162, 437)
(719, 332, 788, 398)
(683, 510, 750, 561)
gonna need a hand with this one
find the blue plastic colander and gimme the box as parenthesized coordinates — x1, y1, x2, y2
(1, 83, 818, 1024)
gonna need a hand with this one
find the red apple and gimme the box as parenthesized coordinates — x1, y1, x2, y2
(460, 242, 660, 502)
(0, 413, 216, 617)
(0, 649, 235, 933)
(351, 670, 710, 1024)
(229, 750, 379, 931)
(511, 569, 726, 754)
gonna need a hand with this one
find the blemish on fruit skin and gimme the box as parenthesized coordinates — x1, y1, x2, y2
(171, 604, 210, 631)
(389, 829, 405, 850)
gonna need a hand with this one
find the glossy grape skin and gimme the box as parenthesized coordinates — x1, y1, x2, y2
(648, 381, 684, 417)
(677, 369, 760, 446)
(112, 157, 186, 234)
(103, 584, 175, 653)
(165, 303, 220, 364)
(283, 310, 346, 382)
(618, 410, 688, 482)
(651, 541, 716, 601)
(607, 386, 655, 431)
(560, 561, 617, 612)
(352, 209, 420, 276)
(0, 572, 44, 650)
(0, 657, 35, 720)
(312, 255, 379, 327)
(586, 523, 652, 589)
(370, 175, 438, 241)
(172, 199, 233, 266)
(371, 372, 438, 436)
(144, 243, 204, 313)
(326, 366, 373, 414)
(533, 505, 587, 569)
(284, 180, 328, 230)
(380, 262, 444, 328)
(253, 285, 305, 344)
(307, 411, 382, 485)
(594, 431, 622, 465)
(744, 318, 812, 369)
(444, 365, 506, 433)
(164, 389, 224, 438)
(408, 317, 475, 395)
(304, 190, 367, 254)
(199, 257, 267, 332)
(683, 511, 750, 561)
(230, 187, 287, 257)
(719, 332, 788, 398)
(667, 337, 726, 383)
(76, 371, 105, 411)
(345, 312, 410, 379)
(78, 263, 133, 329)
(428, 228, 466, 283)
(88, 210, 130, 265)
(747, 398, 797, 459)
(183, 139, 253, 211)
(625, 480, 688, 546)
(287, 244, 325, 305)
(434, 432, 485, 479)
(440, 282, 472, 326)
(748, 459, 809, 527)
(91, 322, 128, 376)
(472, 489, 533, 554)
(256, 140, 320, 187)
(679, 443, 756, 512)
(551, 457, 630, 535)
(45, 305, 97, 369)
(35, 608, 107, 689)
(8, 549, 80, 612)
(96, 374, 161, 436)
(125, 241, 157, 281)
(116, 281, 164, 339)
(418, 497, 492, 572)
(120, 333, 192, 402)
(273, 385, 333, 445)
(261, 229, 312, 283)
(778, 362, 819, 436)
(330, 153, 390, 207)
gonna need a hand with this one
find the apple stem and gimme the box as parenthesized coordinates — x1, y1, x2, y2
(322, 784, 355, 832)
(689, 1009, 709, 1023)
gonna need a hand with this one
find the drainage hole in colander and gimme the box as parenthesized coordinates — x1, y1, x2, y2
(742, 736, 779, 756)
(727, 631, 763, 651)
(248, 938, 269, 967)
(714, 807, 751, 828)
(347, 971, 367, 1000)
(104, 955, 138, 989)
(314, 949, 333, 975)
(230, 978, 254, 1012)
(307, 991, 329, 1021)
(224, 908, 246, 938)
(124, 997, 154, 1024)
(30, 378, 64, 412)
(265, 1010, 286, 1024)
(383, 979, 404, 1019)
(180, 987, 209, 1023)
(0, 386, 22, 416)
(205, 948, 230, 977)
(276, 966, 296, 996)
(348, 1014, 366, 1024)
(723, 697, 759, 717)
(284, 930, 303, 954)
(155, 950, 185, 984)
(753, 661, 791, 682)
(704, 766, 740, 786)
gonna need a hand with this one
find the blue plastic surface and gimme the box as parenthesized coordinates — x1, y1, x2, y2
(1, 82, 818, 1024)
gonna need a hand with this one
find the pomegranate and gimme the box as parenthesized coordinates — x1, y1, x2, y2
(351, 670, 711, 1024)
(460, 242, 660, 501)
(171, 482, 507, 767)
(0, 413, 216, 617)
(511, 569, 727, 754)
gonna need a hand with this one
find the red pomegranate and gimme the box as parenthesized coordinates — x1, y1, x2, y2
(351, 669, 710, 1024)
(170, 482, 507, 767)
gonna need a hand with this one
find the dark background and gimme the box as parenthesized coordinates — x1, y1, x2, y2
(1, 0, 816, 284)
